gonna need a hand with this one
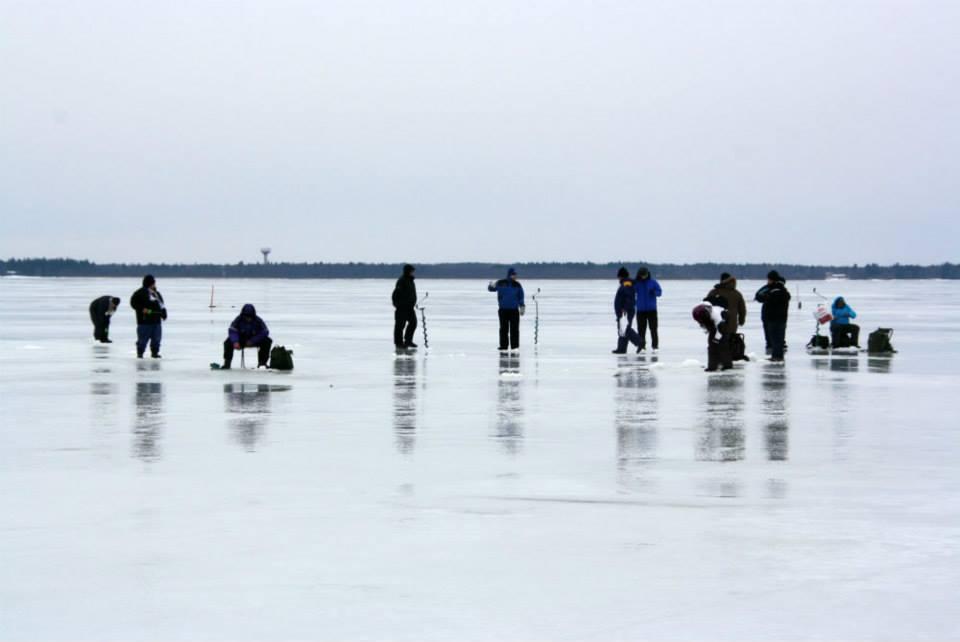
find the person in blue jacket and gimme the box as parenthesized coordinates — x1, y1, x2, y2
(830, 296, 860, 348)
(221, 303, 272, 368)
(634, 267, 663, 352)
(613, 267, 642, 354)
(488, 267, 525, 350)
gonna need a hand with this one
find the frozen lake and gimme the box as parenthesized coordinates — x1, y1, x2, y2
(1, 276, 958, 640)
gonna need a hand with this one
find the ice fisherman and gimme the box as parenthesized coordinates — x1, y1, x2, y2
(703, 272, 747, 370)
(692, 302, 728, 371)
(830, 296, 860, 348)
(392, 264, 418, 350)
(488, 267, 525, 351)
(634, 266, 663, 352)
(130, 275, 167, 358)
(612, 267, 641, 354)
(221, 304, 272, 369)
(89, 295, 121, 343)
(754, 270, 791, 361)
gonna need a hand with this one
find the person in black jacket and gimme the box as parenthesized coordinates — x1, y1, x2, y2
(130, 275, 167, 358)
(392, 264, 418, 350)
(612, 267, 641, 354)
(88, 296, 121, 343)
(754, 270, 791, 361)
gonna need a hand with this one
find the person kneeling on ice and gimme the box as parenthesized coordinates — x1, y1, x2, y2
(221, 304, 272, 369)
(830, 296, 860, 348)
(612, 267, 641, 353)
(488, 267, 525, 351)
(692, 302, 730, 371)
(89, 295, 121, 343)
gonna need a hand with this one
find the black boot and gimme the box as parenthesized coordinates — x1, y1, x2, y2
(612, 336, 629, 354)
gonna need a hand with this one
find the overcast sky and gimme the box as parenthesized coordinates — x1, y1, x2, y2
(1, 0, 957, 265)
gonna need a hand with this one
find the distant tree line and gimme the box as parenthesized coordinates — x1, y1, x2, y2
(2, 257, 957, 280)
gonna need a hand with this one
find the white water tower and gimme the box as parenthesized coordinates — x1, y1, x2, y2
(261, 248, 272, 265)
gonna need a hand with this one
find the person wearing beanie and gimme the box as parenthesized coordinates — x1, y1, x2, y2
(612, 267, 641, 353)
(392, 264, 419, 350)
(634, 266, 663, 352)
(487, 267, 525, 350)
(754, 270, 791, 361)
(703, 272, 747, 370)
(129, 274, 167, 358)
(88, 295, 122, 343)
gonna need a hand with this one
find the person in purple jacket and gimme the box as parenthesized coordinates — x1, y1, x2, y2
(221, 303, 272, 369)
(634, 267, 663, 352)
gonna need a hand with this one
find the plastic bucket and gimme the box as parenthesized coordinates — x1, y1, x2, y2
(814, 304, 833, 325)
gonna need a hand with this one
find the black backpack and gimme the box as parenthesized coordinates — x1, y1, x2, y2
(731, 333, 749, 361)
(808, 335, 830, 350)
(269, 345, 294, 370)
(867, 328, 896, 354)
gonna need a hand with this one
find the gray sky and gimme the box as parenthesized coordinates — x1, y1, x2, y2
(2, 0, 958, 265)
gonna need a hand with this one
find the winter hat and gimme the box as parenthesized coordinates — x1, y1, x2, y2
(241, 303, 256, 316)
(110, 297, 121, 306)
(637, 266, 650, 279)
(617, 267, 629, 279)
(720, 272, 731, 282)
(507, 267, 517, 277)
(403, 264, 416, 276)
(142, 274, 156, 287)
(767, 270, 782, 281)
(692, 303, 711, 325)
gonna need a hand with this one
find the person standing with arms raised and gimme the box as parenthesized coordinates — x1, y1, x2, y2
(392, 264, 418, 351)
(488, 267, 525, 351)
(130, 275, 167, 358)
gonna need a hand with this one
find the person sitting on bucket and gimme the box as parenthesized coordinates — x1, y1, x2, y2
(221, 304, 272, 369)
(830, 296, 860, 348)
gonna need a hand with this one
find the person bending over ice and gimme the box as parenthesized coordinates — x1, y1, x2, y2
(221, 304, 272, 369)
(89, 296, 121, 343)
(692, 302, 730, 371)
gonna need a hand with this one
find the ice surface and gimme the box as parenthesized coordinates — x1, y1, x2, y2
(1, 277, 959, 640)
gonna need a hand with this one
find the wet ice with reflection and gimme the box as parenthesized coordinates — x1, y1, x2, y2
(1, 277, 958, 641)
